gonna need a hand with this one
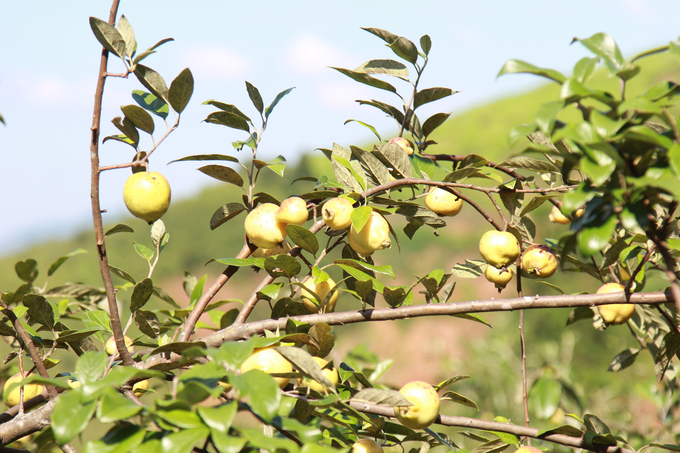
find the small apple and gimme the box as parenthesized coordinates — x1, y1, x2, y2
(596, 282, 635, 325)
(240, 346, 293, 389)
(323, 197, 354, 230)
(484, 264, 513, 289)
(276, 197, 309, 225)
(105, 335, 135, 357)
(297, 356, 339, 393)
(132, 379, 149, 397)
(352, 439, 384, 453)
(301, 276, 339, 313)
(3, 374, 45, 407)
(393, 381, 440, 430)
(123, 171, 171, 224)
(479, 230, 520, 268)
(388, 137, 414, 155)
(252, 241, 292, 259)
(425, 187, 463, 217)
(521, 245, 558, 278)
(244, 203, 288, 249)
(349, 211, 391, 253)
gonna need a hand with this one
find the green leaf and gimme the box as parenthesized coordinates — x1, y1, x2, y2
(204, 111, 250, 132)
(198, 165, 244, 187)
(132, 90, 169, 119)
(197, 401, 238, 432)
(160, 428, 210, 453)
(354, 59, 408, 77)
(51, 388, 97, 445)
(352, 388, 412, 406)
(87, 311, 111, 333)
(15, 259, 38, 283)
(497, 59, 566, 83)
(48, 248, 87, 277)
(214, 257, 265, 269)
(535, 100, 564, 135)
(265, 87, 295, 119)
(76, 351, 108, 384)
(331, 67, 397, 93)
(335, 259, 395, 278)
(264, 255, 301, 279)
(231, 370, 280, 422)
(344, 119, 381, 141)
(573, 57, 599, 83)
(388, 36, 418, 64)
(362, 27, 399, 45)
(608, 348, 640, 372)
(529, 377, 562, 419)
(116, 14, 135, 57)
(210, 203, 246, 230)
(89, 17, 125, 58)
(575, 32, 624, 72)
(451, 260, 485, 278)
(57, 328, 103, 345)
(441, 391, 479, 410)
(422, 112, 451, 138)
(23, 295, 54, 329)
(435, 375, 470, 391)
(109, 265, 136, 284)
(245, 81, 264, 114)
(275, 346, 335, 391)
(131, 278, 153, 312)
(420, 34, 432, 55)
(132, 37, 174, 65)
(169, 153, 239, 164)
(134, 65, 169, 102)
(97, 387, 143, 423)
(578, 214, 617, 257)
(350, 206, 373, 233)
(121, 104, 154, 134)
(286, 225, 319, 255)
(169, 68, 194, 114)
(133, 242, 154, 262)
(415, 87, 456, 109)
(203, 100, 251, 122)
(135, 310, 160, 339)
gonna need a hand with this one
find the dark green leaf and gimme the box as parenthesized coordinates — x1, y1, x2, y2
(389, 36, 418, 64)
(529, 377, 562, 419)
(420, 34, 432, 55)
(210, 203, 246, 230)
(56, 328, 102, 344)
(23, 295, 54, 329)
(655, 331, 680, 382)
(135, 310, 160, 338)
(203, 100, 251, 122)
(415, 87, 456, 109)
(362, 27, 399, 44)
(608, 348, 640, 372)
(198, 165, 243, 187)
(15, 259, 38, 283)
(354, 59, 408, 76)
(109, 265, 136, 284)
(331, 67, 397, 93)
(132, 90, 169, 119)
(286, 225, 319, 255)
(204, 111, 250, 132)
(131, 278, 153, 312)
(48, 248, 87, 277)
(134, 65, 169, 102)
(169, 68, 194, 114)
(275, 346, 335, 391)
(352, 388, 412, 407)
(422, 112, 451, 138)
(121, 104, 154, 134)
(264, 255, 301, 279)
(245, 81, 264, 114)
(441, 390, 478, 410)
(265, 87, 295, 119)
(89, 17, 125, 58)
(169, 153, 239, 164)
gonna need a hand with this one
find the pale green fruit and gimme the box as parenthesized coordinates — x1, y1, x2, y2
(484, 265, 513, 289)
(393, 381, 440, 430)
(352, 439, 384, 453)
(349, 211, 391, 252)
(3, 374, 45, 407)
(323, 198, 354, 230)
(597, 283, 635, 325)
(297, 356, 339, 393)
(301, 277, 339, 313)
(425, 187, 463, 216)
(479, 230, 520, 267)
(123, 171, 171, 223)
(348, 232, 373, 257)
(515, 447, 542, 453)
(244, 203, 288, 249)
(105, 335, 135, 356)
(389, 137, 414, 155)
(521, 245, 557, 278)
(252, 241, 292, 259)
(241, 346, 293, 389)
(276, 197, 308, 225)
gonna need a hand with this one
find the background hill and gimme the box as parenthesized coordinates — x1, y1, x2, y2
(1, 50, 678, 435)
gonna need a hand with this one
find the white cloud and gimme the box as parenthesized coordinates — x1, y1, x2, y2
(179, 45, 250, 81)
(283, 33, 353, 75)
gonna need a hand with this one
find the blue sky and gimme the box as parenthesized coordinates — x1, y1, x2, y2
(1, 1, 679, 255)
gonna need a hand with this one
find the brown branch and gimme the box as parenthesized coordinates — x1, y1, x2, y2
(347, 401, 636, 453)
(89, 0, 132, 366)
(0, 400, 55, 447)
(516, 254, 530, 432)
(419, 153, 527, 182)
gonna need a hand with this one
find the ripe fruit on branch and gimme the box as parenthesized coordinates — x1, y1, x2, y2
(596, 282, 635, 325)
(515, 446, 542, 453)
(276, 197, 308, 225)
(3, 374, 45, 407)
(123, 171, 171, 223)
(521, 245, 558, 278)
(484, 264, 513, 289)
(133, 379, 149, 397)
(323, 197, 354, 230)
(479, 230, 520, 268)
(388, 137, 414, 155)
(301, 276, 339, 313)
(352, 439, 384, 453)
(348, 232, 374, 257)
(105, 335, 135, 357)
(393, 381, 440, 430)
(349, 211, 391, 253)
(244, 203, 288, 249)
(549, 205, 584, 224)
(425, 187, 463, 217)
(297, 356, 339, 393)
(252, 241, 292, 259)
(240, 346, 293, 389)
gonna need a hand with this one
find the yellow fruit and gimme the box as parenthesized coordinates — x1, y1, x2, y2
(252, 241, 292, 259)
(3, 374, 45, 407)
(240, 346, 293, 389)
(323, 198, 354, 230)
(276, 197, 308, 225)
(515, 447, 542, 453)
(297, 357, 339, 393)
(349, 211, 391, 253)
(425, 187, 463, 217)
(133, 379, 149, 397)
(521, 245, 558, 278)
(389, 137, 414, 156)
(393, 381, 440, 430)
(244, 203, 288, 249)
(596, 283, 635, 325)
(105, 335, 135, 356)
(301, 277, 339, 313)
(352, 439, 384, 453)
(348, 233, 374, 257)
(123, 171, 171, 223)
(549, 205, 584, 224)
(484, 265, 513, 289)
(479, 230, 520, 268)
